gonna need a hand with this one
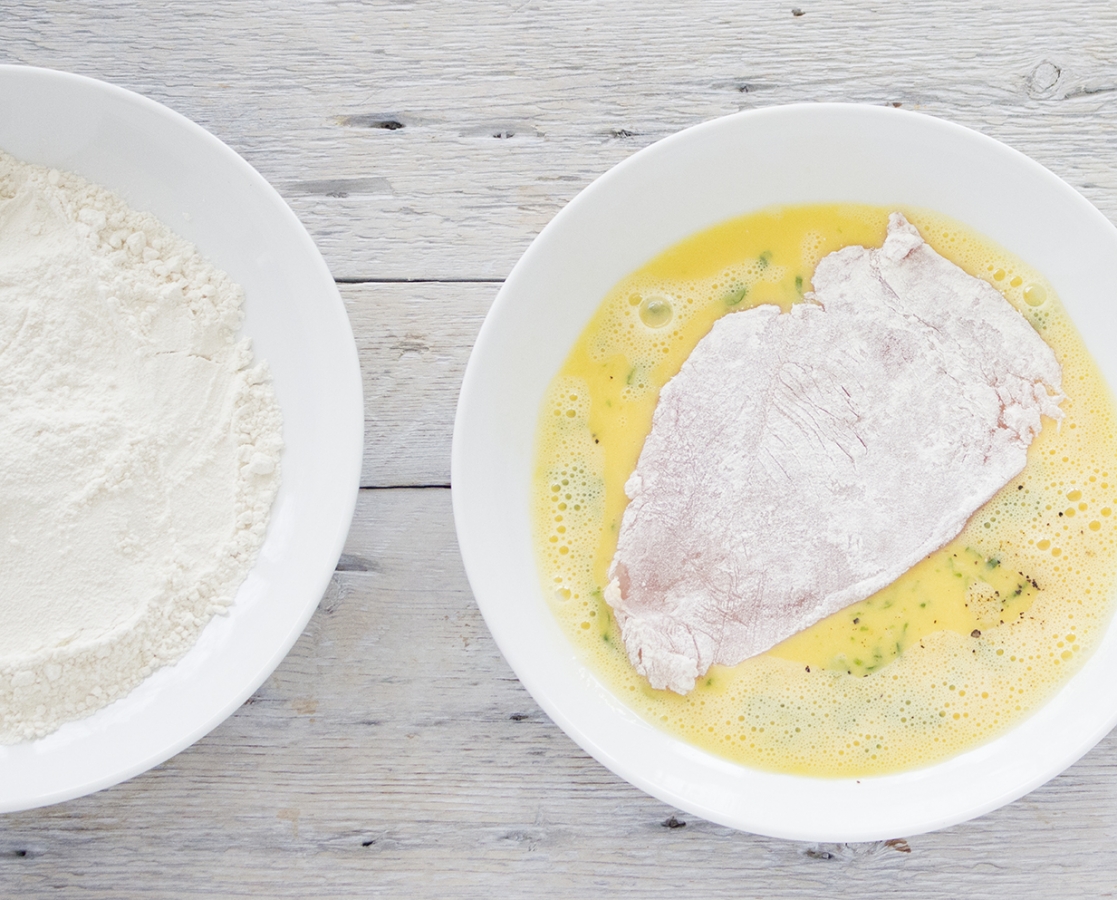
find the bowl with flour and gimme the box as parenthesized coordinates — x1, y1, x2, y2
(0, 66, 362, 810)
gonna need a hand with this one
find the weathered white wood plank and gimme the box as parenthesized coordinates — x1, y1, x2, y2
(4, 1, 1117, 279)
(2, 488, 1117, 898)
(344, 282, 494, 488)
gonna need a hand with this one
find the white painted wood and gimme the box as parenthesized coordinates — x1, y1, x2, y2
(4, 1, 1117, 279)
(4, 0, 1117, 895)
(344, 282, 494, 487)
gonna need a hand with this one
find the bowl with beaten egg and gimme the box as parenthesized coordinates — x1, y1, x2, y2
(452, 103, 1117, 840)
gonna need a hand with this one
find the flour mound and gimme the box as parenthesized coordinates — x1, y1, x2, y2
(0, 152, 282, 741)
(605, 213, 1063, 694)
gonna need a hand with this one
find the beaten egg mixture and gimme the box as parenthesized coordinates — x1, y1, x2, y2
(531, 204, 1117, 776)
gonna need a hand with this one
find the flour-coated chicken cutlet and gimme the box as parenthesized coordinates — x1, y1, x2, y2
(604, 213, 1064, 694)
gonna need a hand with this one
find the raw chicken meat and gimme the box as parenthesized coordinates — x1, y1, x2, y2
(605, 213, 1064, 693)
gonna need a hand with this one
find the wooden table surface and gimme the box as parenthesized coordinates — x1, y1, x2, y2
(5, 2, 1117, 896)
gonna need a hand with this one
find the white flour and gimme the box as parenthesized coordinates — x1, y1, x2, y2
(0, 151, 282, 742)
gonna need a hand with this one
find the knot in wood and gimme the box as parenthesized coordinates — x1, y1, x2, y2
(1027, 61, 1062, 98)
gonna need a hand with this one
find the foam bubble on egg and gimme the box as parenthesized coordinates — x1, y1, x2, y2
(534, 376, 606, 621)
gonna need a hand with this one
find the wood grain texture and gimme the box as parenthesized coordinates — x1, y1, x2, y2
(4, 1, 1117, 896)
(4, 489, 1117, 898)
(5, 1, 1117, 279)
(344, 282, 494, 487)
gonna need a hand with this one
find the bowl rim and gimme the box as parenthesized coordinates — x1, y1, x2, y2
(452, 102, 1117, 840)
(0, 64, 364, 811)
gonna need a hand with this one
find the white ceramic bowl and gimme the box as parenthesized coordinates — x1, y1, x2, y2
(0, 66, 363, 811)
(452, 103, 1117, 841)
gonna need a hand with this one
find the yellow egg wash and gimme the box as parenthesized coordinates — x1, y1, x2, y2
(531, 204, 1117, 777)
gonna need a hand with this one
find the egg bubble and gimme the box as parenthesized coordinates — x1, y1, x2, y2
(1025, 284, 1048, 307)
(639, 295, 673, 328)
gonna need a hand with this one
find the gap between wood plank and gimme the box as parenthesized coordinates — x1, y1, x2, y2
(334, 277, 505, 284)
(359, 484, 451, 490)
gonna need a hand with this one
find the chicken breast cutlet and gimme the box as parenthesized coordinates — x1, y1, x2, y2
(605, 213, 1064, 693)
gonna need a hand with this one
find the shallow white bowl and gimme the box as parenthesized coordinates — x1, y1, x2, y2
(452, 103, 1117, 841)
(0, 66, 363, 811)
